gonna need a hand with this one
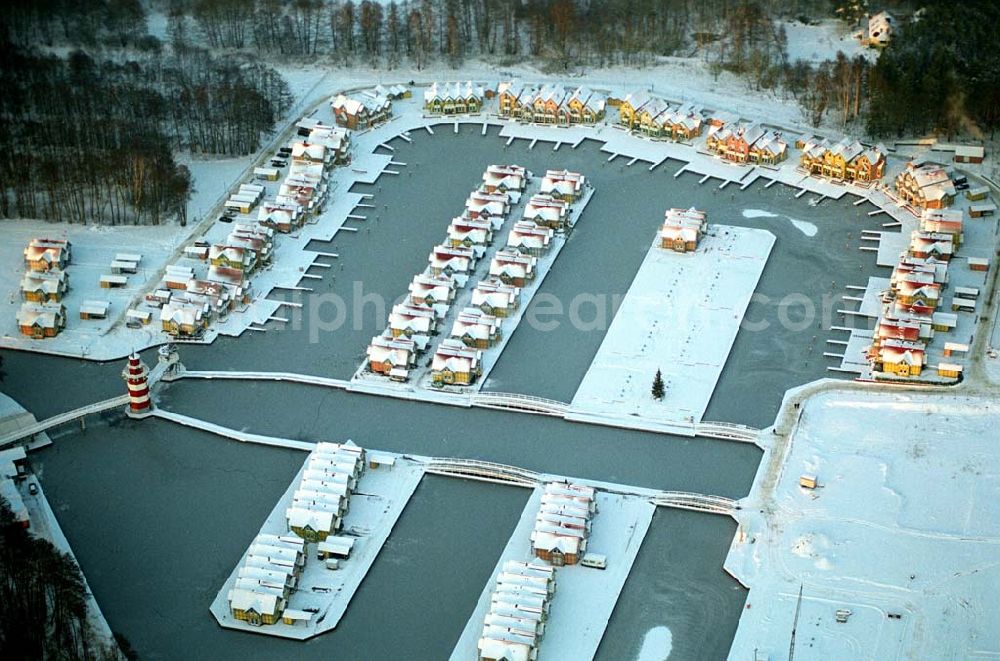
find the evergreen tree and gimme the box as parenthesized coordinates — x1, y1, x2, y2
(651, 369, 665, 401)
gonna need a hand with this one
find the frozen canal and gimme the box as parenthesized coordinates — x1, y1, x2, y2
(8, 371, 756, 660)
(113, 126, 884, 428)
(0, 118, 886, 659)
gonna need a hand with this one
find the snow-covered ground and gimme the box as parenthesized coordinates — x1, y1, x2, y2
(568, 226, 774, 434)
(779, 19, 872, 65)
(0, 222, 188, 358)
(727, 389, 1000, 660)
(450, 486, 656, 661)
(209, 449, 424, 639)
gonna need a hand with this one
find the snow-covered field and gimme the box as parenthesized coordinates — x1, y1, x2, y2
(727, 389, 1000, 660)
(568, 226, 774, 433)
(0, 222, 188, 358)
(779, 19, 872, 65)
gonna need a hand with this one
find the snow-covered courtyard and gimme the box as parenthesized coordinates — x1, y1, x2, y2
(727, 389, 1000, 660)
(568, 226, 774, 434)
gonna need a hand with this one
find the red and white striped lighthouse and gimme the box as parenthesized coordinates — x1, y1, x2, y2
(122, 352, 151, 413)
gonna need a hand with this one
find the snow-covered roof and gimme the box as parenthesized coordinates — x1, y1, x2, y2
(367, 335, 415, 367)
(16, 302, 64, 328)
(228, 588, 280, 615)
(490, 250, 536, 280)
(432, 338, 482, 373)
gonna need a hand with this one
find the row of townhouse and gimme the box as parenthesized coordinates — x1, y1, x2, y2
(423, 81, 485, 115)
(868, 208, 973, 379)
(659, 207, 707, 253)
(437, 169, 586, 388)
(155, 224, 274, 337)
(479, 480, 598, 660)
(366, 165, 528, 385)
(228, 533, 308, 627)
(618, 91, 705, 141)
(285, 442, 366, 543)
(895, 162, 957, 210)
(17, 239, 72, 338)
(706, 121, 788, 165)
(530, 481, 596, 566)
(165, 122, 348, 338)
(799, 136, 887, 183)
(434, 166, 536, 385)
(331, 84, 405, 130)
(478, 561, 556, 661)
(498, 83, 607, 125)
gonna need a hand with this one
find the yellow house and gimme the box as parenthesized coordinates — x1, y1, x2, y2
(619, 91, 653, 129)
(209, 245, 253, 272)
(875, 342, 924, 377)
(229, 589, 284, 626)
(937, 362, 961, 378)
(635, 97, 670, 137)
(565, 87, 606, 124)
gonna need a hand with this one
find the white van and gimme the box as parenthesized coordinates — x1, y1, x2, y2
(581, 553, 607, 570)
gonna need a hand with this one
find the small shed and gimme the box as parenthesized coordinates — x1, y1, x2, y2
(938, 363, 963, 378)
(969, 202, 996, 218)
(115, 253, 142, 264)
(280, 609, 313, 626)
(799, 474, 818, 489)
(369, 454, 396, 470)
(951, 298, 976, 312)
(225, 198, 252, 214)
(254, 166, 280, 181)
(184, 246, 209, 260)
(79, 300, 110, 320)
(126, 309, 152, 325)
(316, 536, 355, 560)
(953, 286, 979, 300)
(932, 312, 958, 331)
(110, 260, 138, 274)
(953, 145, 985, 163)
(99, 274, 128, 288)
(943, 342, 969, 357)
(965, 186, 989, 201)
(968, 257, 990, 272)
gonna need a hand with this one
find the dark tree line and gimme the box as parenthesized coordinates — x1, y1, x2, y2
(0, 498, 124, 659)
(866, 0, 1000, 139)
(0, 1, 291, 225)
(164, 0, 842, 67)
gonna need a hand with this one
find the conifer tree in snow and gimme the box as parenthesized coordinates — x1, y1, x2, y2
(651, 369, 665, 401)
